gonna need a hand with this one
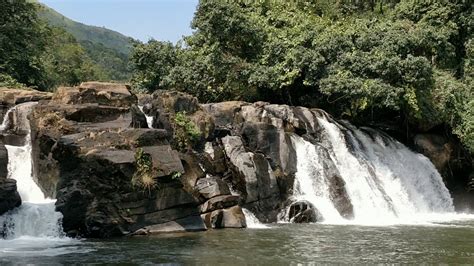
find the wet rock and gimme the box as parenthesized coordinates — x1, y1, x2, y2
(130, 105, 149, 128)
(0, 179, 21, 215)
(201, 205, 246, 229)
(0, 140, 8, 178)
(288, 200, 322, 223)
(131, 215, 206, 234)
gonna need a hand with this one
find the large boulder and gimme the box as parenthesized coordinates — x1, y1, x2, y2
(28, 84, 210, 237)
(0, 88, 52, 124)
(414, 134, 453, 174)
(288, 200, 322, 223)
(52, 82, 136, 108)
(195, 176, 231, 200)
(221, 136, 279, 204)
(0, 179, 21, 215)
(200, 195, 239, 213)
(53, 139, 200, 237)
(201, 205, 246, 229)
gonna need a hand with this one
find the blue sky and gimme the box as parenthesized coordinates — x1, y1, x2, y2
(38, 0, 198, 43)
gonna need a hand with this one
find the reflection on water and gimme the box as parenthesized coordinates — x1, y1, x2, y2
(1, 221, 474, 264)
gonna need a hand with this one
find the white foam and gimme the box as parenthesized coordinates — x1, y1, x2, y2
(242, 208, 269, 229)
(284, 114, 472, 226)
(138, 105, 154, 128)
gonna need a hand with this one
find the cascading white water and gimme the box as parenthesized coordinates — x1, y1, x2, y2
(288, 114, 470, 225)
(0, 103, 65, 239)
(242, 208, 269, 229)
(138, 105, 154, 129)
(290, 136, 344, 222)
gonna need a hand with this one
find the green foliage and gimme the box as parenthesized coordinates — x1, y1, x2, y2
(130, 0, 473, 152)
(0, 0, 47, 89)
(132, 148, 157, 192)
(1, 1, 129, 91)
(173, 111, 201, 151)
(80, 40, 131, 81)
(0, 74, 26, 89)
(171, 171, 182, 180)
(40, 27, 107, 89)
(130, 40, 177, 92)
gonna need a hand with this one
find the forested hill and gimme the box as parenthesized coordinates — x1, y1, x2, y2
(37, 4, 133, 55)
(37, 3, 133, 81)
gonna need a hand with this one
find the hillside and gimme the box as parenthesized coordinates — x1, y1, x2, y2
(37, 3, 133, 81)
(37, 4, 133, 55)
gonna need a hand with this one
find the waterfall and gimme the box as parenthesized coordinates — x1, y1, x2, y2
(287, 114, 462, 225)
(290, 136, 344, 222)
(0, 103, 65, 239)
(242, 208, 269, 229)
(138, 105, 154, 128)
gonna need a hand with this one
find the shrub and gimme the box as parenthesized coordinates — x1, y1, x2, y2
(173, 111, 201, 151)
(132, 148, 157, 192)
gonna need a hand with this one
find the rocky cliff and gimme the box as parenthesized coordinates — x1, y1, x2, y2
(0, 83, 472, 237)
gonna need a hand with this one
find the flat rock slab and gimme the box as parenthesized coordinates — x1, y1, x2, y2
(53, 82, 136, 108)
(0, 88, 52, 106)
(142, 145, 184, 177)
(132, 215, 207, 235)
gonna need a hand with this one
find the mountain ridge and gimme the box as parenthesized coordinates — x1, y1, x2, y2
(37, 3, 134, 55)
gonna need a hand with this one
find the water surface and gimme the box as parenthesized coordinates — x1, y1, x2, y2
(2, 221, 473, 264)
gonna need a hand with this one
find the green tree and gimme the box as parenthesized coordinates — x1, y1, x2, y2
(40, 27, 106, 89)
(130, 0, 474, 151)
(0, 0, 47, 89)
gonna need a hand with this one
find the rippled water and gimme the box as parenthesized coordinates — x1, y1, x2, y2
(1, 220, 474, 264)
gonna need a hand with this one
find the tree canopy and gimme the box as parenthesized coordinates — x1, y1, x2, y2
(130, 0, 473, 152)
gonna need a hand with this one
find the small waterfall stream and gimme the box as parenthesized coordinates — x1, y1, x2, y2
(138, 105, 154, 129)
(242, 208, 269, 229)
(0, 103, 65, 240)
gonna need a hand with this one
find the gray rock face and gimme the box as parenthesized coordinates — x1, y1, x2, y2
(0, 179, 21, 215)
(201, 205, 247, 229)
(29, 83, 204, 237)
(414, 134, 453, 174)
(222, 136, 279, 204)
(195, 176, 231, 200)
(200, 195, 239, 213)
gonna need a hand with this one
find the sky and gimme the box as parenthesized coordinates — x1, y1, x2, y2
(38, 0, 199, 43)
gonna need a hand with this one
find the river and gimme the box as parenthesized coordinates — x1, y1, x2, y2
(1, 221, 474, 264)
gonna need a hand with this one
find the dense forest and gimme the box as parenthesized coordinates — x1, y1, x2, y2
(130, 0, 473, 153)
(0, 0, 472, 153)
(0, 0, 132, 91)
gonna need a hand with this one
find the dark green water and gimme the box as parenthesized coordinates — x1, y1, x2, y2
(1, 220, 474, 265)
